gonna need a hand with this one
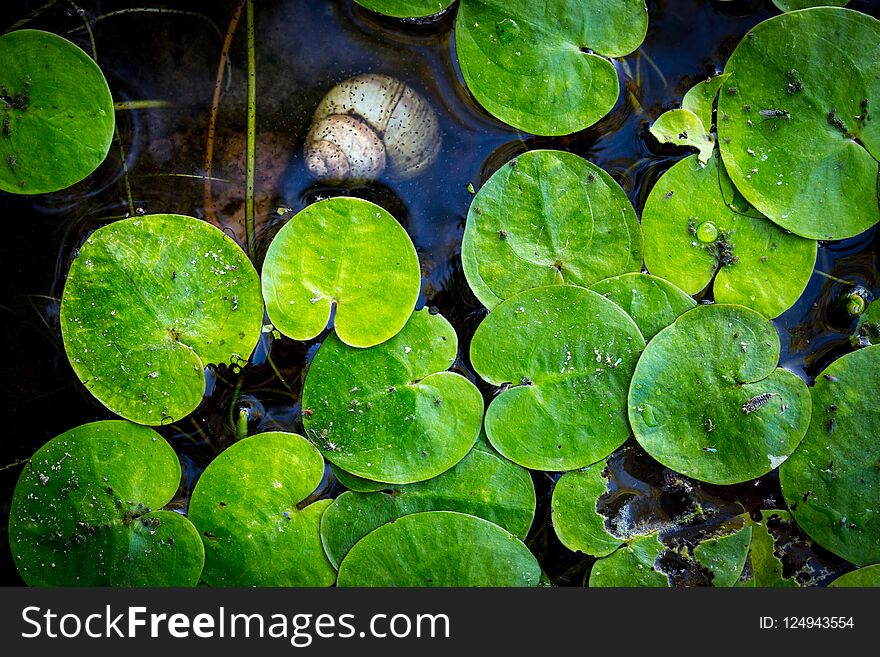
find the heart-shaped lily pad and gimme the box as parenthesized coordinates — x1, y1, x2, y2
(779, 346, 880, 566)
(336, 511, 541, 586)
(188, 432, 336, 586)
(461, 150, 643, 310)
(60, 214, 263, 425)
(682, 73, 731, 130)
(829, 564, 880, 587)
(773, 0, 849, 11)
(9, 421, 203, 586)
(354, 0, 454, 17)
(650, 109, 715, 164)
(320, 440, 535, 568)
(642, 154, 816, 319)
(629, 304, 811, 485)
(717, 8, 880, 240)
(588, 533, 668, 587)
(471, 285, 645, 471)
(302, 308, 483, 483)
(551, 459, 625, 558)
(454, 0, 648, 135)
(0, 30, 114, 194)
(590, 273, 696, 341)
(262, 197, 420, 348)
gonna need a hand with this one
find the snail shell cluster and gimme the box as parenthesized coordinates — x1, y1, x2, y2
(305, 73, 441, 182)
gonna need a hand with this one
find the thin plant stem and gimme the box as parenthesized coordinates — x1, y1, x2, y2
(113, 100, 173, 111)
(245, 0, 257, 260)
(638, 47, 668, 89)
(204, 0, 245, 230)
(3, 0, 60, 33)
(69, 1, 136, 216)
(0, 457, 30, 473)
(814, 269, 854, 286)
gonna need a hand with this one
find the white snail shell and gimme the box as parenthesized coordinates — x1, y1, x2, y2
(305, 74, 441, 182)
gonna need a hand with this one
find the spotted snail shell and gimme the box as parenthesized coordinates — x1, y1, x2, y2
(304, 73, 441, 182)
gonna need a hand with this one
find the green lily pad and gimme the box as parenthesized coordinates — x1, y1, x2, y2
(642, 154, 816, 319)
(773, 0, 849, 11)
(8, 421, 203, 586)
(738, 511, 799, 587)
(302, 308, 483, 483)
(851, 300, 880, 348)
(590, 273, 697, 342)
(588, 533, 668, 587)
(629, 304, 812, 485)
(779, 346, 880, 566)
(717, 8, 880, 240)
(461, 150, 643, 310)
(829, 564, 880, 587)
(320, 441, 535, 568)
(454, 0, 648, 135)
(650, 109, 715, 164)
(682, 73, 731, 130)
(471, 285, 645, 471)
(354, 0, 454, 17)
(693, 523, 753, 587)
(188, 432, 336, 586)
(262, 197, 420, 348)
(0, 30, 114, 194)
(551, 459, 623, 558)
(336, 511, 541, 586)
(60, 214, 263, 425)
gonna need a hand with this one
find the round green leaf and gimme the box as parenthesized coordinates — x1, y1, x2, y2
(0, 30, 114, 194)
(303, 308, 483, 483)
(590, 273, 697, 342)
(336, 511, 541, 586)
(717, 8, 880, 240)
(551, 459, 624, 557)
(682, 73, 731, 130)
(60, 214, 263, 425)
(650, 109, 715, 164)
(773, 0, 849, 11)
(588, 534, 668, 587)
(188, 432, 336, 587)
(642, 154, 816, 319)
(462, 150, 643, 310)
(829, 564, 880, 588)
(455, 0, 648, 135)
(354, 0, 454, 17)
(9, 421, 203, 586)
(693, 524, 752, 587)
(779, 346, 880, 566)
(629, 304, 811, 485)
(262, 197, 420, 348)
(471, 285, 645, 471)
(321, 441, 535, 568)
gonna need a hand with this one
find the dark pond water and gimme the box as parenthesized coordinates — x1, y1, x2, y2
(1, 0, 878, 586)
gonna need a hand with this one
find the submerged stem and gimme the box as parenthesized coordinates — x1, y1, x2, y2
(114, 100, 173, 111)
(69, 0, 135, 216)
(814, 269, 855, 286)
(245, 0, 257, 260)
(204, 0, 245, 230)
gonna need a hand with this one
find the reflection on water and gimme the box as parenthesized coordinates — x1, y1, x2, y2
(1, 0, 877, 585)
